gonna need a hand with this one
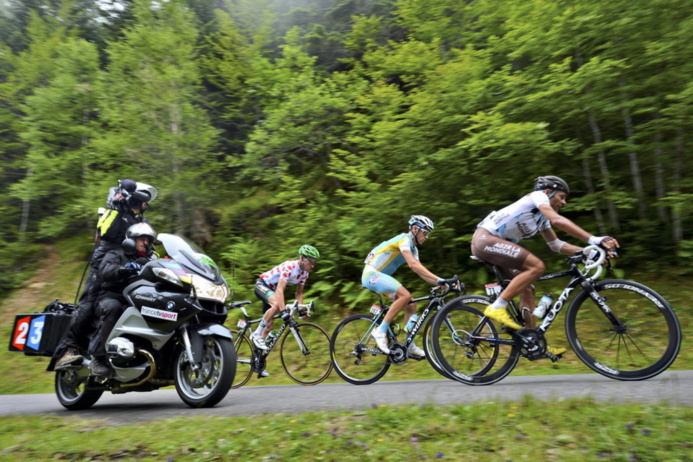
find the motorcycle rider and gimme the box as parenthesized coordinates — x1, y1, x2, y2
(55, 180, 157, 369)
(88, 222, 158, 377)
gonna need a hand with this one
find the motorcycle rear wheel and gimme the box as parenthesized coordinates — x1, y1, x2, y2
(174, 336, 236, 408)
(55, 369, 104, 410)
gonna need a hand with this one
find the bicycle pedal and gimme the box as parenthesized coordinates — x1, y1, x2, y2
(407, 353, 425, 361)
(545, 352, 562, 362)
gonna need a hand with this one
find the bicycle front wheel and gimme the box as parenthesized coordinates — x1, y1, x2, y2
(230, 330, 253, 389)
(565, 279, 681, 381)
(431, 298, 520, 385)
(280, 322, 333, 385)
(330, 314, 390, 385)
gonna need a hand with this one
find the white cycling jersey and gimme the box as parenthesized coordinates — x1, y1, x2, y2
(477, 191, 552, 243)
(259, 260, 309, 290)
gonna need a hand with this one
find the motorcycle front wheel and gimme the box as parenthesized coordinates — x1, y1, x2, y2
(55, 369, 104, 410)
(174, 336, 236, 408)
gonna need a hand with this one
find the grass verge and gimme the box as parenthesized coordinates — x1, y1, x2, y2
(1, 397, 691, 461)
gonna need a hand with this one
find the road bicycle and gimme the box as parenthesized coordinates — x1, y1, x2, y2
(329, 276, 462, 385)
(229, 300, 332, 388)
(430, 245, 682, 385)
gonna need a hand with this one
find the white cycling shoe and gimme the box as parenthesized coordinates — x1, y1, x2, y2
(371, 328, 390, 354)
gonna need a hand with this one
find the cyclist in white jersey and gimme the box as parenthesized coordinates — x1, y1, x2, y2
(471, 176, 619, 356)
(250, 245, 320, 355)
(362, 215, 445, 356)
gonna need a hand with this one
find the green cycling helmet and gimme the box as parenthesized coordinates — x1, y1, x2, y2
(298, 245, 320, 259)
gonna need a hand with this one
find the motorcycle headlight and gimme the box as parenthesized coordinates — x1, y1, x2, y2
(192, 276, 229, 303)
(152, 267, 190, 287)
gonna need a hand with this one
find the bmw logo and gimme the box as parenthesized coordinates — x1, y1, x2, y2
(166, 301, 175, 311)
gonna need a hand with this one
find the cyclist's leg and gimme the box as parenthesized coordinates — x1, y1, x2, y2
(361, 271, 405, 353)
(251, 280, 276, 349)
(471, 228, 541, 330)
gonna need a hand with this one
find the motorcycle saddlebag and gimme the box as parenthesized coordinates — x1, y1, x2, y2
(8, 300, 77, 357)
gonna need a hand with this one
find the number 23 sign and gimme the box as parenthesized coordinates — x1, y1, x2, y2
(9, 314, 46, 352)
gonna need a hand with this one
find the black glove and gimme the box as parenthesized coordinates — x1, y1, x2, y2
(123, 262, 141, 275)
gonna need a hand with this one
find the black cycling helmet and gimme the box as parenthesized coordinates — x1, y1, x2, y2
(534, 176, 570, 195)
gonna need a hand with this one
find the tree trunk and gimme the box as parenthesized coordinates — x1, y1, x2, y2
(652, 132, 667, 221)
(581, 154, 606, 234)
(672, 130, 683, 244)
(620, 86, 646, 221)
(586, 110, 621, 233)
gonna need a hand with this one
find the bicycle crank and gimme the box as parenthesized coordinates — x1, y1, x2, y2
(388, 342, 408, 365)
(516, 328, 547, 360)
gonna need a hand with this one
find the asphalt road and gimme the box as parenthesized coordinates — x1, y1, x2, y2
(1, 371, 690, 425)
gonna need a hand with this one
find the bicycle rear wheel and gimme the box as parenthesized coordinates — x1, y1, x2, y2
(423, 295, 493, 381)
(565, 279, 681, 381)
(430, 298, 520, 385)
(230, 330, 253, 389)
(280, 322, 333, 385)
(330, 314, 390, 385)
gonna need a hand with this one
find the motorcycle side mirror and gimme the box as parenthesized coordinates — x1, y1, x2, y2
(122, 238, 136, 254)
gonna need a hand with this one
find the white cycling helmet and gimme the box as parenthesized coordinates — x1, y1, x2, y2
(408, 215, 435, 231)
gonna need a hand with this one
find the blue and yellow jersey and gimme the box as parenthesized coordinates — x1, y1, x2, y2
(364, 233, 418, 276)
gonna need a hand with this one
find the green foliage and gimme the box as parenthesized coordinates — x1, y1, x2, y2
(1, 0, 692, 308)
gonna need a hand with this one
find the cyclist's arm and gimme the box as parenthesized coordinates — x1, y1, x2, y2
(402, 249, 440, 285)
(538, 203, 592, 242)
(294, 283, 305, 305)
(275, 278, 288, 310)
(539, 228, 582, 255)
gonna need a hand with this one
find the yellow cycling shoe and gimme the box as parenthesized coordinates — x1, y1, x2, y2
(483, 306, 522, 330)
(547, 346, 567, 356)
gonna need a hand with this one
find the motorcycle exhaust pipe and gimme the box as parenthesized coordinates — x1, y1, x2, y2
(118, 348, 157, 389)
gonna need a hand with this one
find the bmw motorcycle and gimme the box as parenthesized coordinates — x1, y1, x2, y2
(37, 234, 235, 409)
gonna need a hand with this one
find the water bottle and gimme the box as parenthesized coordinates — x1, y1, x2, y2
(266, 331, 277, 345)
(405, 313, 420, 332)
(533, 294, 554, 319)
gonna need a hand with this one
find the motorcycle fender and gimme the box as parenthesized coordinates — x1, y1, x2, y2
(194, 323, 233, 340)
(188, 324, 233, 363)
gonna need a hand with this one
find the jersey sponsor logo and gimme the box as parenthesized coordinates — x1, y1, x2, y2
(516, 221, 534, 239)
(142, 306, 178, 321)
(484, 242, 521, 259)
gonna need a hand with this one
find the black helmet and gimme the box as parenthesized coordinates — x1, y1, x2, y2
(534, 176, 570, 194)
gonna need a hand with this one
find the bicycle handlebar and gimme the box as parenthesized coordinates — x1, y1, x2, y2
(428, 275, 464, 297)
(569, 245, 609, 279)
(287, 300, 315, 318)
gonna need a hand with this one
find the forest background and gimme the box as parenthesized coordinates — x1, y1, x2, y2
(1, 0, 691, 310)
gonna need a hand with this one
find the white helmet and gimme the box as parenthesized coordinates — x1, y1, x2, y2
(133, 182, 158, 203)
(408, 215, 435, 231)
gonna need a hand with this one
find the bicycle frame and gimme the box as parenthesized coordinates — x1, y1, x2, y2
(368, 284, 461, 352)
(477, 247, 609, 347)
(234, 301, 315, 356)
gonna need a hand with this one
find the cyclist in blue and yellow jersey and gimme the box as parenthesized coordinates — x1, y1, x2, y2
(363, 215, 445, 357)
(471, 175, 619, 356)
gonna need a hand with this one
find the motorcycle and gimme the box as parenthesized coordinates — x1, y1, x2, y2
(9, 233, 237, 410)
